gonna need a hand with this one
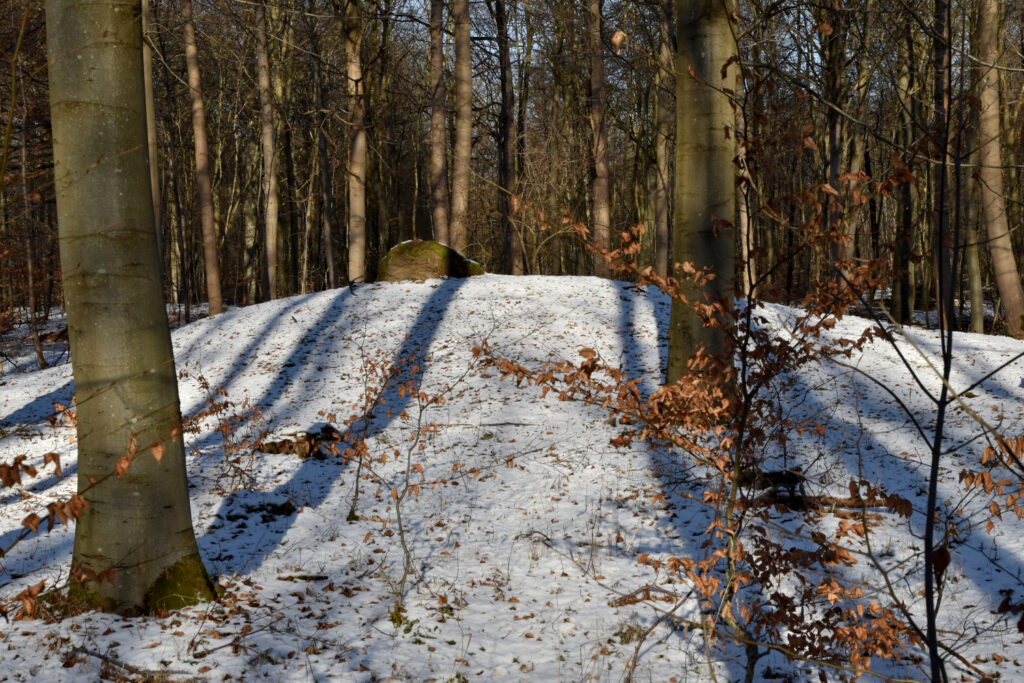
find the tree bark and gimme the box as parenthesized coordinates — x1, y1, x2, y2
(449, 0, 472, 255)
(489, 0, 517, 274)
(255, 2, 282, 300)
(654, 0, 673, 278)
(892, 28, 914, 325)
(181, 0, 223, 315)
(513, 0, 531, 274)
(141, 0, 161, 269)
(45, 0, 215, 613)
(587, 0, 611, 277)
(931, 0, 955, 332)
(154, 4, 191, 320)
(667, 0, 737, 383)
(312, 30, 338, 289)
(345, 0, 367, 283)
(428, 0, 449, 247)
(976, 0, 1024, 337)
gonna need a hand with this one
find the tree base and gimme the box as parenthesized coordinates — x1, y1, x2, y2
(66, 552, 217, 615)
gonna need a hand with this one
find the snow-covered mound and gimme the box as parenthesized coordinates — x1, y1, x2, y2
(1, 275, 1023, 681)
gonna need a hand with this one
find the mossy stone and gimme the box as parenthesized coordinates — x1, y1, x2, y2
(376, 240, 484, 282)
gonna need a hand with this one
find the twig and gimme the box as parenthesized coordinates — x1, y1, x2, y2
(72, 646, 200, 680)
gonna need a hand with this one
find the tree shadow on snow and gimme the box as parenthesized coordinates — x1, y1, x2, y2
(614, 286, 749, 681)
(199, 280, 467, 575)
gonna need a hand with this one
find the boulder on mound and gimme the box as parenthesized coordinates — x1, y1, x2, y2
(376, 240, 484, 282)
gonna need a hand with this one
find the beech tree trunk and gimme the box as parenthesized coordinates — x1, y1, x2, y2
(654, 0, 673, 278)
(345, 0, 367, 283)
(931, 0, 955, 333)
(449, 0, 472, 255)
(667, 0, 737, 383)
(141, 0, 161, 263)
(588, 0, 611, 277)
(256, 2, 282, 300)
(428, 0, 449, 246)
(489, 0, 518, 274)
(181, 0, 223, 315)
(977, 0, 1024, 337)
(45, 0, 215, 613)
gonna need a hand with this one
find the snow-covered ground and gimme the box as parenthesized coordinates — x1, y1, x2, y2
(1, 275, 1022, 681)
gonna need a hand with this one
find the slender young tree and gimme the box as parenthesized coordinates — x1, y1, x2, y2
(976, 0, 1024, 338)
(45, 0, 216, 612)
(311, 25, 338, 289)
(256, 1, 282, 300)
(141, 0, 161, 259)
(488, 0, 517, 273)
(654, 0, 673, 278)
(181, 0, 223, 314)
(428, 0, 449, 246)
(449, 0, 472, 255)
(345, 0, 367, 283)
(667, 0, 737, 383)
(588, 0, 611, 277)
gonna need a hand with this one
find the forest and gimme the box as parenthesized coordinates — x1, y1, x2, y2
(2, 0, 1024, 681)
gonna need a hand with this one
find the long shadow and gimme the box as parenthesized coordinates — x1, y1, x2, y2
(615, 285, 748, 681)
(199, 279, 467, 575)
(176, 292, 351, 418)
(1, 380, 74, 428)
(0, 296, 334, 590)
(774, 335, 1024, 678)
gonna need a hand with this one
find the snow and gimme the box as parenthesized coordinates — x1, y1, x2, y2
(1, 274, 1023, 681)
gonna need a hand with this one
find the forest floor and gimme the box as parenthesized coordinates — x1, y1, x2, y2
(1, 275, 1023, 681)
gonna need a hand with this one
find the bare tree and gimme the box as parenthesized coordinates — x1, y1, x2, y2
(429, 0, 450, 246)
(976, 0, 1024, 338)
(181, 0, 224, 315)
(588, 0, 611, 277)
(450, 0, 472, 255)
(256, 1, 282, 300)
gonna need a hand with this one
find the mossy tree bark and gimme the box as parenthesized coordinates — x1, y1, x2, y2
(45, 0, 215, 613)
(666, 0, 737, 383)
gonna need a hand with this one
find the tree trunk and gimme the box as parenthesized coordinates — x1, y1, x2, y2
(893, 28, 914, 324)
(931, 0, 955, 332)
(141, 0, 162, 271)
(977, 0, 1024, 337)
(736, 90, 754, 297)
(313, 34, 338, 289)
(45, 0, 215, 613)
(667, 0, 737, 383)
(155, 5, 191, 320)
(490, 0, 517, 274)
(256, 2, 282, 300)
(654, 0, 673, 278)
(342, 0, 367, 284)
(449, 0, 472, 255)
(588, 0, 611, 277)
(181, 0, 223, 315)
(428, 0, 449, 247)
(513, 0, 531, 275)
(14, 41, 47, 369)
